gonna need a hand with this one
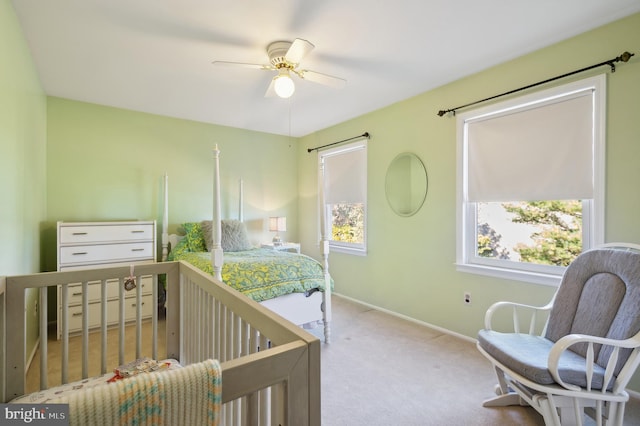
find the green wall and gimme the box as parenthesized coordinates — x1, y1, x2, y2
(0, 0, 47, 370)
(45, 98, 298, 270)
(298, 13, 640, 389)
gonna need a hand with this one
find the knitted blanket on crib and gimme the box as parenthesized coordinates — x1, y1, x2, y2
(52, 359, 222, 426)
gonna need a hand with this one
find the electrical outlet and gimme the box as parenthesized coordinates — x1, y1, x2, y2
(463, 292, 472, 306)
(34, 300, 38, 317)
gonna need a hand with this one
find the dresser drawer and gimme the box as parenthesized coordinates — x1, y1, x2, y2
(65, 294, 154, 335)
(59, 223, 154, 244)
(63, 276, 153, 305)
(60, 242, 154, 265)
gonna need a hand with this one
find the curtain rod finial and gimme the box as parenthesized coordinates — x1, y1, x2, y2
(620, 51, 634, 62)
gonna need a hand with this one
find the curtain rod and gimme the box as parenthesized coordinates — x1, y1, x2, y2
(307, 132, 370, 153)
(437, 51, 634, 117)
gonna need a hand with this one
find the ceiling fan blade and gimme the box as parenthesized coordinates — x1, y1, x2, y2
(297, 69, 346, 89)
(212, 61, 273, 71)
(285, 38, 315, 65)
(264, 78, 277, 97)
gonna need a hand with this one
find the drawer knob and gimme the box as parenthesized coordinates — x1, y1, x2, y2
(72, 232, 88, 235)
(72, 312, 83, 317)
(131, 230, 145, 233)
(72, 252, 88, 256)
(131, 248, 145, 252)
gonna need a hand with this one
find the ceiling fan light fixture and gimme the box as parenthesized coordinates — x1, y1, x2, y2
(274, 70, 295, 98)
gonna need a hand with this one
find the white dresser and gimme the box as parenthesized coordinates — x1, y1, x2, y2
(56, 221, 156, 339)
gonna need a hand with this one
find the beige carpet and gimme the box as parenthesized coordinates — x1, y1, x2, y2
(310, 295, 640, 426)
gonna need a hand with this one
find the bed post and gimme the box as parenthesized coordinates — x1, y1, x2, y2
(211, 145, 224, 282)
(319, 162, 332, 344)
(162, 173, 169, 262)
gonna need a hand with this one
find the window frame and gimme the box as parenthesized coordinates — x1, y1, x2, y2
(456, 75, 606, 286)
(319, 139, 368, 256)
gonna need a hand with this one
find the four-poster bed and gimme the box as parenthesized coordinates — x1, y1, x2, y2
(161, 145, 333, 342)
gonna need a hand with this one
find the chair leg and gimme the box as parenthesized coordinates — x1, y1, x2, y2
(483, 366, 528, 407)
(602, 401, 625, 426)
(583, 400, 626, 426)
(483, 393, 528, 407)
(535, 393, 564, 426)
(557, 406, 582, 426)
(494, 365, 510, 395)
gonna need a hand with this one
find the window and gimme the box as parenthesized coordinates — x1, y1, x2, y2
(456, 75, 605, 286)
(319, 139, 367, 255)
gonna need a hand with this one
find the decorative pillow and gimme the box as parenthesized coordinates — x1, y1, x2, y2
(181, 222, 207, 252)
(202, 219, 252, 252)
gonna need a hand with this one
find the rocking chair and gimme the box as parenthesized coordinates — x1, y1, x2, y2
(477, 244, 640, 425)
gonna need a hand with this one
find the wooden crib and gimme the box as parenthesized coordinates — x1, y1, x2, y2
(1, 260, 320, 425)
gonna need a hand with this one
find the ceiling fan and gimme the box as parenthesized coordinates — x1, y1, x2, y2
(212, 38, 346, 98)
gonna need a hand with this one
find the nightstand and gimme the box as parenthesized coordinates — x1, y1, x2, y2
(261, 242, 301, 254)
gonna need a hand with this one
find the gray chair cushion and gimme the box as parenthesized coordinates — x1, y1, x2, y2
(545, 249, 640, 373)
(478, 329, 611, 390)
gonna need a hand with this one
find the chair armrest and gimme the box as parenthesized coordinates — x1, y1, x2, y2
(548, 333, 640, 392)
(484, 299, 554, 333)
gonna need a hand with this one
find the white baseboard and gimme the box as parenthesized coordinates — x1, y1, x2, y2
(333, 292, 476, 344)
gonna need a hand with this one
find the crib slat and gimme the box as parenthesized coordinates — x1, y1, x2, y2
(198, 285, 205, 359)
(206, 289, 211, 360)
(136, 274, 142, 359)
(118, 277, 125, 365)
(39, 287, 48, 390)
(226, 308, 234, 362)
(206, 293, 214, 359)
(183, 277, 193, 363)
(100, 279, 107, 374)
(81, 281, 89, 378)
(189, 280, 195, 362)
(152, 274, 158, 360)
(215, 299, 221, 360)
(61, 284, 69, 384)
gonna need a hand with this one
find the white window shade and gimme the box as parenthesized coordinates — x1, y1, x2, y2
(466, 91, 594, 202)
(322, 144, 367, 204)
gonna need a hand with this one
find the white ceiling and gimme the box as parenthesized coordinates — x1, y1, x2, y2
(11, 0, 640, 137)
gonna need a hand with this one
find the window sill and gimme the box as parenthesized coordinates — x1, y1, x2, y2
(455, 263, 562, 287)
(329, 245, 367, 256)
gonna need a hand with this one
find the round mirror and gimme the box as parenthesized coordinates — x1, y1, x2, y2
(385, 152, 428, 217)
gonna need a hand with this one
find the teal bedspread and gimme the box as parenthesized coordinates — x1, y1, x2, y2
(172, 249, 329, 302)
